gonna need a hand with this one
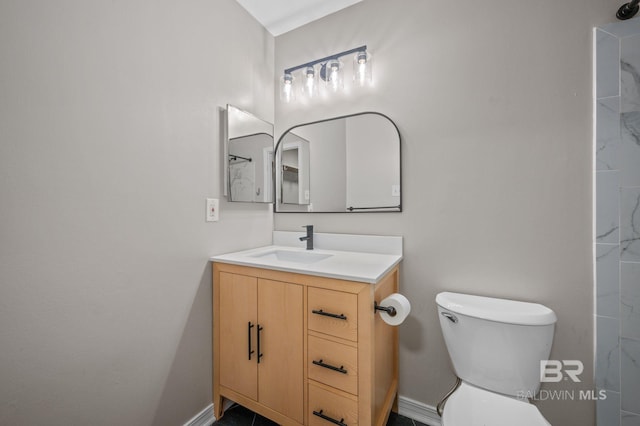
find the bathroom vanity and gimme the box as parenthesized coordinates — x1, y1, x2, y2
(211, 232, 402, 426)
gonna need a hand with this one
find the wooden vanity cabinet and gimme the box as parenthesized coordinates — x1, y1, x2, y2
(213, 262, 399, 426)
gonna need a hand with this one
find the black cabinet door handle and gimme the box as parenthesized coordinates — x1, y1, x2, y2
(312, 359, 348, 374)
(247, 322, 255, 360)
(257, 325, 264, 363)
(312, 409, 347, 426)
(312, 309, 347, 320)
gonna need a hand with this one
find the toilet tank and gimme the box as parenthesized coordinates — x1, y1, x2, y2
(436, 292, 557, 397)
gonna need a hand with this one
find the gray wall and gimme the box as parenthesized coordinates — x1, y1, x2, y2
(594, 19, 640, 426)
(275, 0, 617, 424)
(0, 1, 273, 425)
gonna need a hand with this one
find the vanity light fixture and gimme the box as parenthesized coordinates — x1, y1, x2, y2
(280, 45, 372, 103)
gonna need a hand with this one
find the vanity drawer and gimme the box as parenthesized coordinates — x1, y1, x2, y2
(308, 287, 358, 341)
(308, 335, 358, 395)
(309, 382, 358, 426)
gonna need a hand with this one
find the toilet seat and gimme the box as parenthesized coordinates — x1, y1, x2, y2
(441, 382, 551, 426)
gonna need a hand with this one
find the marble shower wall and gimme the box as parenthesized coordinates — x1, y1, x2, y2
(595, 18, 640, 426)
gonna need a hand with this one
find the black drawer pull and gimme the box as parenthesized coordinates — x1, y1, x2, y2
(312, 309, 347, 320)
(257, 325, 264, 364)
(248, 322, 255, 360)
(312, 409, 347, 426)
(312, 359, 348, 374)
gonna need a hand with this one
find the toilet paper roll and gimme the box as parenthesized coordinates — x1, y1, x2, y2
(378, 293, 411, 326)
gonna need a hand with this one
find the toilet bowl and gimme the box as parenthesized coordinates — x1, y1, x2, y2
(436, 292, 557, 426)
(442, 382, 551, 426)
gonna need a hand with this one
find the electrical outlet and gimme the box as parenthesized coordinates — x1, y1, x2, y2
(206, 198, 219, 222)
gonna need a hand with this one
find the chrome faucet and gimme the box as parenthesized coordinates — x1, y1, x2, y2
(299, 225, 314, 250)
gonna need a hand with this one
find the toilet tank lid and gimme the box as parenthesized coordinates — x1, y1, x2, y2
(436, 292, 557, 326)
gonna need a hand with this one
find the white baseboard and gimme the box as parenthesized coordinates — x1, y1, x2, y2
(185, 396, 441, 426)
(397, 395, 442, 426)
(183, 403, 215, 426)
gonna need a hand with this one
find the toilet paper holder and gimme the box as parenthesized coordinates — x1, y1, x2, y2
(374, 301, 397, 317)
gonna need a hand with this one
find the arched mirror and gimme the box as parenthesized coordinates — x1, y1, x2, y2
(225, 105, 274, 203)
(274, 112, 401, 213)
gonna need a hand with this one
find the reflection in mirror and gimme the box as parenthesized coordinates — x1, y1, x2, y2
(278, 133, 310, 205)
(225, 105, 274, 203)
(274, 112, 401, 213)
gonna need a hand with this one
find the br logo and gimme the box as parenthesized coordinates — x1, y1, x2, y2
(540, 360, 584, 382)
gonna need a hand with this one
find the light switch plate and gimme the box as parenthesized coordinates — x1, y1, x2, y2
(206, 198, 219, 222)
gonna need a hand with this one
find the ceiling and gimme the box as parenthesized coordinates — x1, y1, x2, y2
(234, 0, 363, 36)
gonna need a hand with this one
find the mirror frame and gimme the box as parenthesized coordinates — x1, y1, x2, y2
(273, 111, 402, 213)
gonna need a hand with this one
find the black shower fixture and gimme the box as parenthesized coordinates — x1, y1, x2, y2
(617, 0, 639, 20)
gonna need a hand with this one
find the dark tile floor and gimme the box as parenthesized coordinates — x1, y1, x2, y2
(212, 403, 429, 426)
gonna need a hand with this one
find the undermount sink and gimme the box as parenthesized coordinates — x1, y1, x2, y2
(249, 249, 332, 264)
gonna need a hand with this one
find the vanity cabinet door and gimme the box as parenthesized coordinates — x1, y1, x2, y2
(216, 270, 304, 424)
(257, 279, 304, 423)
(218, 272, 258, 400)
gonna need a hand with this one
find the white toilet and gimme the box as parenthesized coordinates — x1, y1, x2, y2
(436, 292, 557, 426)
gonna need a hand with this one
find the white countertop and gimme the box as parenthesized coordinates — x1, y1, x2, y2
(210, 232, 402, 284)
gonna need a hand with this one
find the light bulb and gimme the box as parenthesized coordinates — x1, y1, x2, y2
(280, 73, 295, 103)
(325, 59, 343, 92)
(302, 66, 317, 98)
(353, 50, 372, 86)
